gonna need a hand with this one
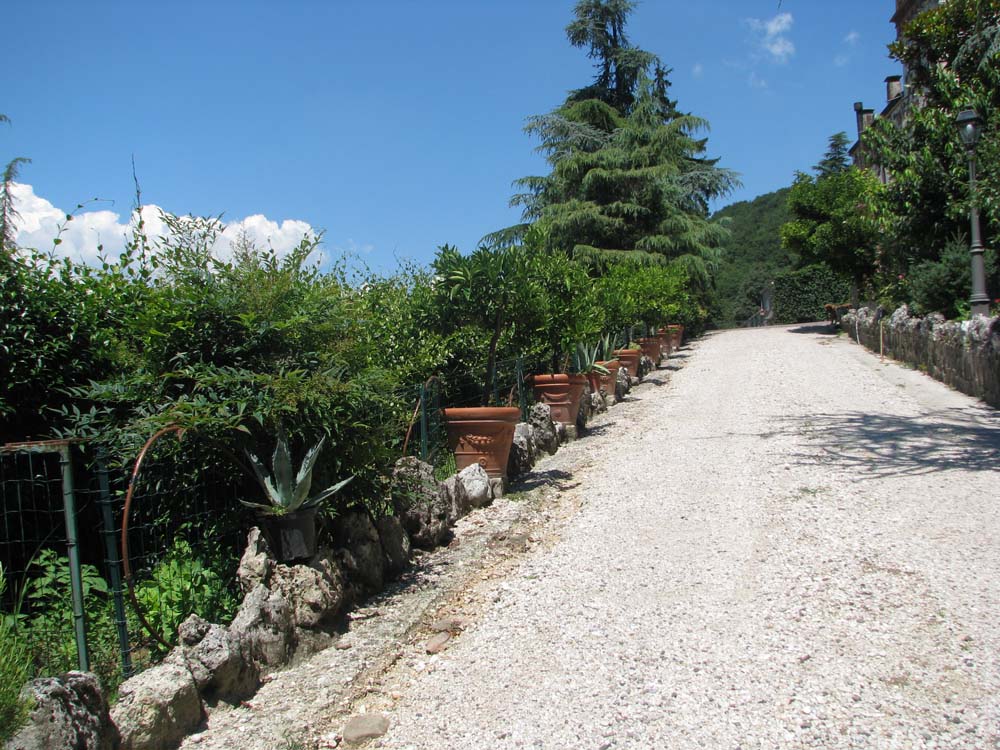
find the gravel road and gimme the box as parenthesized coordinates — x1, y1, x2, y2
(359, 323, 1000, 750)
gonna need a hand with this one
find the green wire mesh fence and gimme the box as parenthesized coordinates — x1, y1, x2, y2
(0, 436, 252, 694)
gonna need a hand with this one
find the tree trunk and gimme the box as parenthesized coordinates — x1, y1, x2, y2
(483, 310, 505, 406)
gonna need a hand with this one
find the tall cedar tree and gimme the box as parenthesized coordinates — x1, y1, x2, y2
(486, 0, 737, 280)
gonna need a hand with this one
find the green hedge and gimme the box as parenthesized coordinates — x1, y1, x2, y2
(772, 263, 851, 324)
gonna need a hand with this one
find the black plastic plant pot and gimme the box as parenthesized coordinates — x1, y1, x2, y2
(263, 506, 319, 562)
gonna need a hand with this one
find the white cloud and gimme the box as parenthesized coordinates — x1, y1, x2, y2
(763, 13, 793, 37)
(749, 72, 768, 89)
(747, 12, 796, 63)
(11, 182, 319, 265)
(216, 215, 317, 260)
(692, 62, 704, 79)
(835, 30, 861, 67)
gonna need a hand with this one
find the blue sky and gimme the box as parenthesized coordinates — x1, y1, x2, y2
(5, 0, 901, 272)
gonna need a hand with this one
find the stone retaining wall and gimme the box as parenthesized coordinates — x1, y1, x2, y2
(841, 305, 1000, 408)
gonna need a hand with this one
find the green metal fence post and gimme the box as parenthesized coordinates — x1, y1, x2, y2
(96, 450, 133, 677)
(57, 444, 89, 672)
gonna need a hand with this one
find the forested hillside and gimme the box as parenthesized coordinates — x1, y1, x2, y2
(709, 187, 794, 327)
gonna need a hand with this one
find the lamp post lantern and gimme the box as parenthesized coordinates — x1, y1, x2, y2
(955, 109, 991, 318)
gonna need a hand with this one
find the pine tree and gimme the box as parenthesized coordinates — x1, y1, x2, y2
(564, 0, 658, 115)
(486, 1, 737, 276)
(813, 132, 851, 177)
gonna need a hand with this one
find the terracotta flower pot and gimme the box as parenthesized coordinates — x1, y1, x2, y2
(442, 406, 520, 480)
(586, 371, 602, 394)
(613, 349, 641, 378)
(597, 359, 621, 393)
(667, 324, 683, 350)
(530, 373, 588, 425)
(656, 328, 673, 357)
(638, 337, 661, 365)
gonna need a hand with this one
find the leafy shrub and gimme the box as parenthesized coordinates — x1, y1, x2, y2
(56, 215, 406, 506)
(0, 247, 121, 442)
(908, 237, 999, 319)
(134, 540, 237, 653)
(596, 263, 641, 338)
(0, 565, 32, 742)
(596, 261, 702, 338)
(17, 550, 122, 691)
(526, 251, 603, 372)
(772, 263, 851, 323)
(430, 244, 539, 405)
(351, 262, 455, 389)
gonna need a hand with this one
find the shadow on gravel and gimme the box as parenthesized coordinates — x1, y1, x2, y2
(778, 410, 1000, 476)
(511, 468, 575, 492)
(786, 322, 838, 335)
(582, 423, 615, 437)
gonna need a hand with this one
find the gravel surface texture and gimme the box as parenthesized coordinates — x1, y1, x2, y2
(361, 324, 1000, 750)
(181, 324, 1000, 750)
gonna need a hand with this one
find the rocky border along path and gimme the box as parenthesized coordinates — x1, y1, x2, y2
(179, 350, 683, 750)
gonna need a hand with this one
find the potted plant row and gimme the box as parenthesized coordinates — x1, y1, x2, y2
(531, 339, 616, 422)
(430, 241, 686, 482)
(613, 344, 642, 378)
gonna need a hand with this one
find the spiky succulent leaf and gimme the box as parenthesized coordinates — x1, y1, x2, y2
(599, 332, 615, 360)
(292, 436, 326, 508)
(573, 341, 604, 373)
(271, 432, 294, 506)
(238, 499, 285, 514)
(302, 476, 354, 509)
(244, 449, 285, 507)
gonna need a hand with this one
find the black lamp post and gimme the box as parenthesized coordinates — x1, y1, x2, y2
(955, 109, 991, 318)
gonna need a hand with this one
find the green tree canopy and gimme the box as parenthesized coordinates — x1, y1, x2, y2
(780, 167, 880, 296)
(862, 0, 999, 268)
(709, 187, 794, 327)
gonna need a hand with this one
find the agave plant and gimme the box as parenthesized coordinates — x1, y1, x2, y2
(241, 431, 352, 516)
(571, 341, 610, 376)
(597, 332, 618, 362)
